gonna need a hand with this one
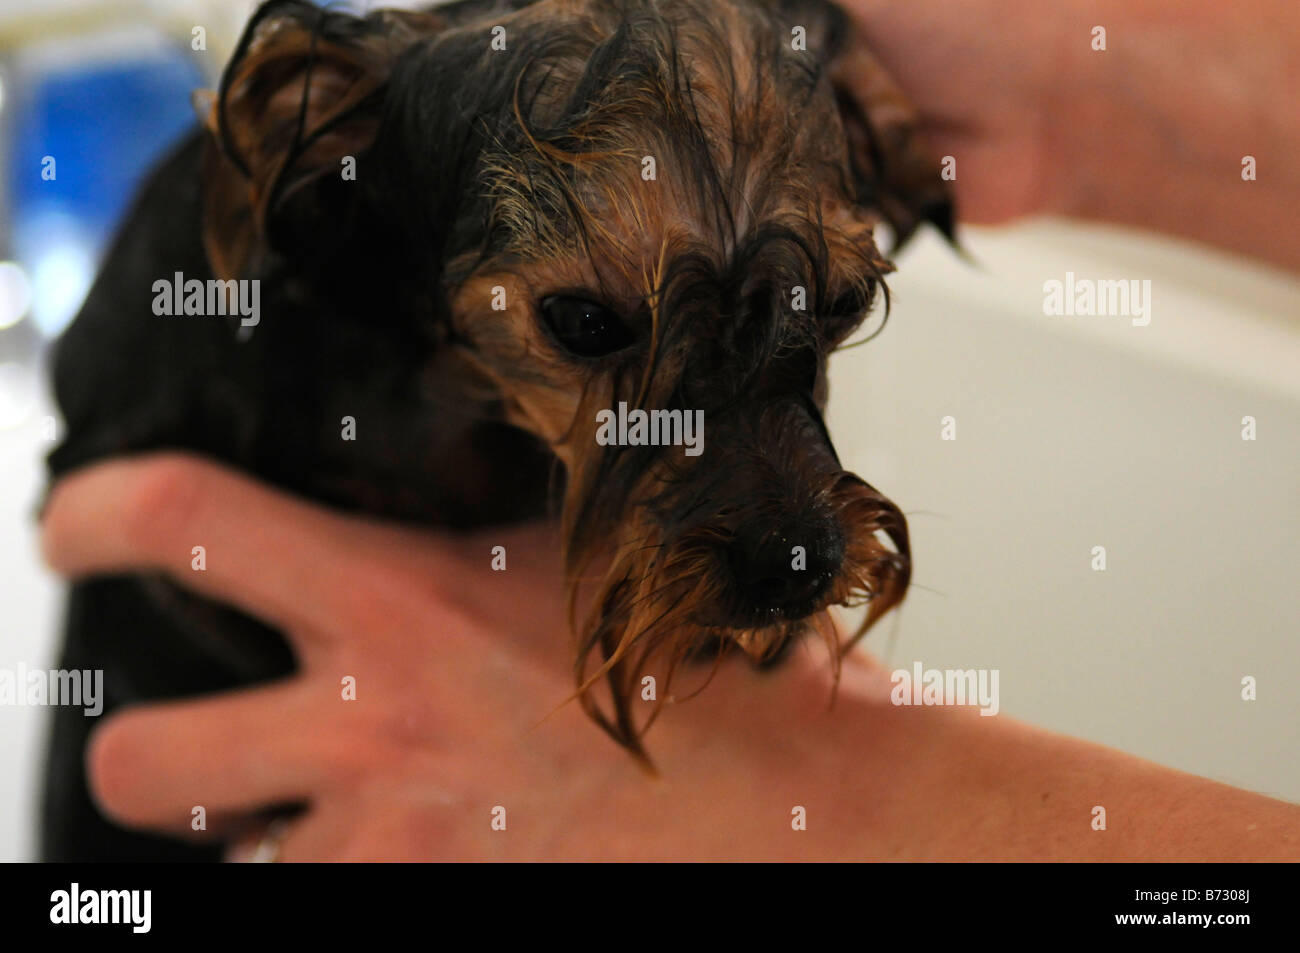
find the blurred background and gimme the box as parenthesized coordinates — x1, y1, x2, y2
(0, 0, 1296, 861)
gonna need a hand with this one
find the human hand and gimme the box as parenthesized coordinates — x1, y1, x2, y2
(838, 0, 1075, 224)
(839, 0, 1300, 271)
(38, 454, 866, 861)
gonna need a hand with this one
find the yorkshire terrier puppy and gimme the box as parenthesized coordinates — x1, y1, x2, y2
(43, 0, 952, 860)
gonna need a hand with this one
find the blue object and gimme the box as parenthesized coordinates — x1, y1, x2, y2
(4, 37, 205, 335)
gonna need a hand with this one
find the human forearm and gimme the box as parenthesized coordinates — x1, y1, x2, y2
(627, 654, 1300, 861)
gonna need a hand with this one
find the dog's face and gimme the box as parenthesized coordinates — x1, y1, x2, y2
(204, 0, 949, 754)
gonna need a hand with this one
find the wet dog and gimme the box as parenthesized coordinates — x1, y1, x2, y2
(44, 0, 951, 859)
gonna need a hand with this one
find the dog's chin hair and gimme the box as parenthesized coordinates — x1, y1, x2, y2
(565, 472, 910, 765)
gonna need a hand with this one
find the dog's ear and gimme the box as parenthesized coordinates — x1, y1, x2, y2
(198, 0, 440, 279)
(771, 0, 955, 249)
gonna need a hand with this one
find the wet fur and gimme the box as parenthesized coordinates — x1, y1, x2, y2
(44, 0, 950, 858)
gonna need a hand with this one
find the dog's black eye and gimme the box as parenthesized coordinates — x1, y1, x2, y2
(821, 283, 877, 342)
(824, 285, 872, 322)
(539, 296, 634, 358)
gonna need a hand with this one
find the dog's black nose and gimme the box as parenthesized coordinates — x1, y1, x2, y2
(728, 521, 843, 618)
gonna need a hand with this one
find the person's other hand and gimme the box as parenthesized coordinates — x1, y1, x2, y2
(840, 0, 1074, 224)
(38, 454, 864, 860)
(839, 0, 1300, 271)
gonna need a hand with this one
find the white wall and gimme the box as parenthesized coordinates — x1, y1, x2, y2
(0, 394, 61, 864)
(829, 220, 1300, 805)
